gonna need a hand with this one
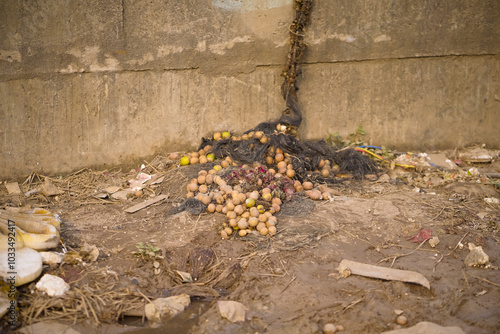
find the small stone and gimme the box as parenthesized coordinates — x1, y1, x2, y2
(323, 323, 337, 334)
(465, 243, 489, 266)
(396, 315, 408, 325)
(35, 274, 70, 296)
(428, 237, 440, 248)
(217, 300, 247, 322)
(145, 294, 190, 324)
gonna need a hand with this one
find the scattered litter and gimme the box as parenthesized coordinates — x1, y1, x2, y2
(40, 251, 64, 265)
(394, 310, 404, 316)
(144, 294, 190, 324)
(93, 192, 109, 199)
(467, 167, 480, 177)
(484, 197, 499, 204)
(35, 274, 70, 296)
(5, 182, 22, 195)
(427, 153, 458, 171)
(176, 270, 193, 283)
(105, 186, 122, 193)
(0, 209, 60, 286)
(111, 189, 132, 201)
(41, 178, 65, 196)
(408, 229, 432, 243)
(336, 259, 430, 289)
(459, 147, 493, 163)
(0, 207, 61, 250)
(24, 188, 40, 197)
(394, 153, 429, 170)
(129, 172, 152, 191)
(80, 243, 100, 262)
(381, 321, 465, 334)
(124, 194, 168, 213)
(217, 300, 247, 323)
(475, 290, 487, 296)
(0, 247, 43, 286)
(428, 237, 440, 248)
(464, 243, 490, 267)
(146, 174, 165, 186)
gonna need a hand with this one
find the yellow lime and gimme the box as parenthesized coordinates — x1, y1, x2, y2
(207, 153, 215, 162)
(180, 156, 190, 166)
(213, 165, 222, 171)
(222, 131, 231, 139)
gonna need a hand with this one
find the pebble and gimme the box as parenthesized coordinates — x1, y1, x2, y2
(397, 315, 408, 325)
(323, 323, 337, 334)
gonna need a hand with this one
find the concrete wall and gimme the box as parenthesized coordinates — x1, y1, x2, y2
(1, 0, 499, 179)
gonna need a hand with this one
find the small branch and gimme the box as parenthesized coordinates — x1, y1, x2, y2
(281, 274, 296, 294)
(434, 232, 469, 272)
(467, 273, 500, 288)
(378, 239, 428, 268)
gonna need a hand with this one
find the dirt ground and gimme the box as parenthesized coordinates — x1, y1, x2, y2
(2, 153, 500, 334)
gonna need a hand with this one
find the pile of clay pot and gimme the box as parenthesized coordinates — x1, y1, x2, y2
(180, 133, 341, 240)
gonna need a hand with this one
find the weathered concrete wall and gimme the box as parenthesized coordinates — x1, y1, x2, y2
(1, 0, 499, 179)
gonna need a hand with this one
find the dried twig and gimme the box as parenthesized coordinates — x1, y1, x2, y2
(467, 273, 500, 288)
(462, 270, 470, 291)
(281, 274, 297, 294)
(434, 232, 469, 271)
(378, 239, 428, 268)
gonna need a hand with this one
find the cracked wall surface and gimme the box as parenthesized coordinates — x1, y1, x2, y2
(0, 0, 499, 178)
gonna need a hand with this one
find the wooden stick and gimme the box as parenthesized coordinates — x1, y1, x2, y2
(467, 273, 500, 288)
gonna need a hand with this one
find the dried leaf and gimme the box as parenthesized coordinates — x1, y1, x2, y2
(409, 228, 432, 243)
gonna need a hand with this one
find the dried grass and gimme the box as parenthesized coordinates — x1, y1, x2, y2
(0, 155, 176, 207)
(20, 269, 150, 326)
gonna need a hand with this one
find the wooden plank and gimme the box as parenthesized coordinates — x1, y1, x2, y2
(124, 194, 168, 213)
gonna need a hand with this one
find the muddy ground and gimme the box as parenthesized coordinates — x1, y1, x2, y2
(2, 157, 500, 334)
